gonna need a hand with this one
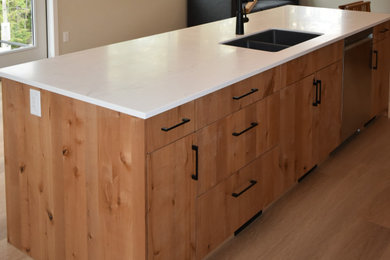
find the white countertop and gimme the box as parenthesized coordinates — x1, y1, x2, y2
(1, 6, 390, 119)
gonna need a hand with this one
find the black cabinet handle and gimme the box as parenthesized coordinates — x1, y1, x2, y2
(312, 79, 318, 107)
(317, 80, 322, 105)
(380, 28, 389, 33)
(373, 50, 378, 70)
(161, 118, 190, 132)
(191, 145, 199, 181)
(232, 88, 258, 100)
(232, 180, 257, 198)
(232, 122, 258, 136)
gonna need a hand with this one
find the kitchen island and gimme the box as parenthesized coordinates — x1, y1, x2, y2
(0, 5, 389, 260)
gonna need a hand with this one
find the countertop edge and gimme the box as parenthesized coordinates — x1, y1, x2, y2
(1, 8, 390, 119)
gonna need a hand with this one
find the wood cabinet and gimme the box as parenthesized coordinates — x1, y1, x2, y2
(195, 67, 281, 129)
(1, 38, 363, 260)
(196, 92, 279, 195)
(196, 147, 280, 259)
(316, 61, 343, 162)
(2, 79, 147, 260)
(294, 62, 343, 179)
(147, 135, 196, 260)
(281, 41, 343, 180)
(294, 75, 317, 179)
(146, 102, 195, 152)
(371, 22, 390, 116)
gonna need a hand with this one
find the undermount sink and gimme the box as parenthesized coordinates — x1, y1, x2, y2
(223, 29, 322, 52)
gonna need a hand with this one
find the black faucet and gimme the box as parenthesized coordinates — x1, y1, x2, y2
(236, 0, 254, 35)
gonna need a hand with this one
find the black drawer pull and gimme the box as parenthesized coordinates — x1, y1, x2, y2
(373, 50, 378, 70)
(317, 80, 322, 105)
(232, 122, 258, 136)
(233, 88, 258, 100)
(161, 118, 190, 132)
(380, 28, 389, 33)
(312, 79, 318, 106)
(191, 145, 199, 181)
(232, 180, 257, 198)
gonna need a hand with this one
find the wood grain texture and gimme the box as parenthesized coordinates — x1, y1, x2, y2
(206, 116, 390, 260)
(316, 61, 343, 162)
(3, 117, 390, 260)
(281, 41, 343, 87)
(371, 36, 390, 116)
(312, 41, 343, 72)
(197, 146, 290, 259)
(279, 85, 296, 183)
(196, 92, 279, 195)
(373, 21, 390, 43)
(196, 180, 227, 260)
(2, 79, 146, 260)
(195, 67, 281, 129)
(292, 60, 343, 179)
(147, 134, 196, 260)
(294, 75, 317, 179)
(146, 101, 195, 153)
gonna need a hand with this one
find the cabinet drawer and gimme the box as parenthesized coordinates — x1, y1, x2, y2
(195, 67, 281, 129)
(196, 92, 280, 195)
(373, 21, 390, 43)
(146, 101, 195, 152)
(281, 41, 343, 86)
(196, 147, 280, 259)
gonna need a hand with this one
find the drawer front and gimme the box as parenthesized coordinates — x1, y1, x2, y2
(146, 101, 195, 152)
(196, 147, 280, 259)
(373, 21, 390, 43)
(281, 41, 343, 86)
(196, 92, 280, 195)
(195, 67, 281, 129)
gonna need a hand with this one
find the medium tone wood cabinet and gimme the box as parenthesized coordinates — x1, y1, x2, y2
(195, 67, 281, 129)
(316, 61, 343, 163)
(372, 22, 390, 116)
(196, 92, 279, 195)
(196, 147, 280, 259)
(147, 135, 197, 260)
(2, 79, 147, 260)
(294, 75, 318, 178)
(294, 61, 343, 179)
(281, 42, 343, 180)
(3, 34, 383, 260)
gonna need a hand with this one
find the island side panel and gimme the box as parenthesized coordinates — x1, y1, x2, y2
(2, 78, 146, 260)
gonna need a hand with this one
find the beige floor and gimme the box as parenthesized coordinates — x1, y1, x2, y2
(0, 81, 389, 259)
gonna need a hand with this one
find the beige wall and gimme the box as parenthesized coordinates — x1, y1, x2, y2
(58, 0, 187, 54)
(300, 0, 390, 13)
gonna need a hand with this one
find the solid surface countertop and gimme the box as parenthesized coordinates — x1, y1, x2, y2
(1, 5, 390, 119)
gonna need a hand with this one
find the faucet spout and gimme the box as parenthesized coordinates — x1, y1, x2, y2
(236, 0, 254, 35)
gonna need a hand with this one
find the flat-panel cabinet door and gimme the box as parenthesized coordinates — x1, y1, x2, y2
(295, 75, 317, 180)
(196, 93, 279, 195)
(196, 147, 279, 260)
(372, 37, 390, 116)
(147, 135, 196, 260)
(316, 61, 343, 162)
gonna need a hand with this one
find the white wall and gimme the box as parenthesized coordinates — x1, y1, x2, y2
(300, 0, 390, 13)
(57, 0, 187, 54)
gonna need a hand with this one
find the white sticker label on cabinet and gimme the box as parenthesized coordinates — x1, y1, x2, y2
(30, 89, 41, 117)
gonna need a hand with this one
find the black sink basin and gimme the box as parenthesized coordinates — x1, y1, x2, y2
(223, 29, 322, 52)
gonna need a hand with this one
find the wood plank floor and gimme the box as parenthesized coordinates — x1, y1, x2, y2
(0, 79, 389, 259)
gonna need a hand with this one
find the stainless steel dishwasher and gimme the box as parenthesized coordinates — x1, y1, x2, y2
(341, 29, 373, 141)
